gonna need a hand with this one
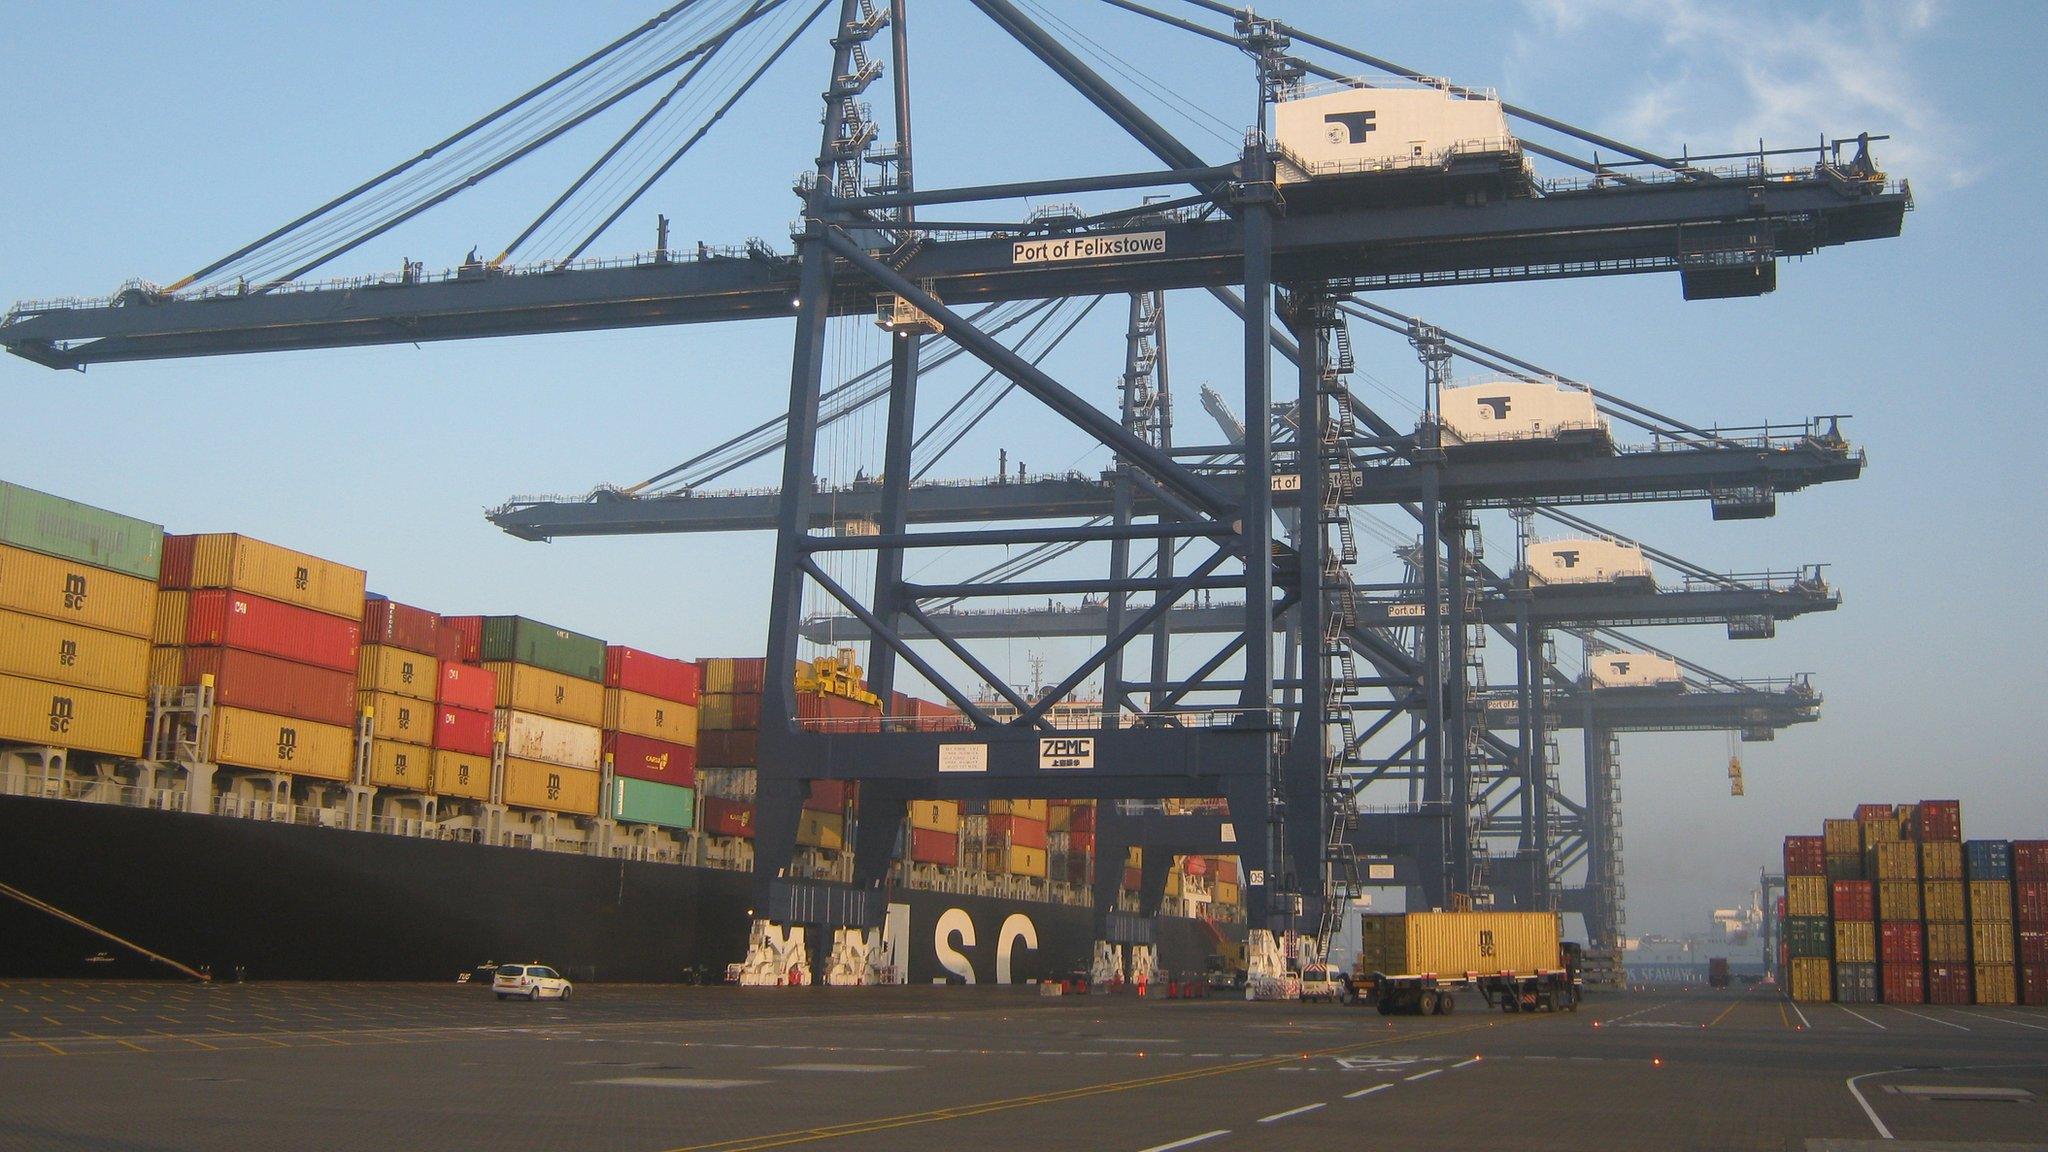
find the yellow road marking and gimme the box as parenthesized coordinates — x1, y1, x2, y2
(38, 1042, 65, 1056)
(1707, 1002, 1739, 1028)
(1777, 1001, 1791, 1029)
(655, 1017, 1535, 1152)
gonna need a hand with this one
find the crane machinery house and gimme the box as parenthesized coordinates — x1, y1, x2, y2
(1274, 81, 1524, 181)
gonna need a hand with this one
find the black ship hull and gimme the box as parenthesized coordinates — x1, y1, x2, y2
(0, 794, 1236, 984)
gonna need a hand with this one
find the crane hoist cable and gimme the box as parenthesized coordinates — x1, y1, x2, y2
(912, 296, 1107, 478)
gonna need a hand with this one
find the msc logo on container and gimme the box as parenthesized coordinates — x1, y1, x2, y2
(294, 566, 310, 591)
(1039, 737, 1094, 770)
(276, 726, 298, 761)
(400, 660, 416, 684)
(392, 752, 411, 779)
(1479, 930, 1496, 958)
(396, 705, 414, 731)
(554, 685, 566, 705)
(57, 639, 78, 667)
(62, 572, 88, 610)
(546, 773, 563, 801)
(47, 695, 75, 734)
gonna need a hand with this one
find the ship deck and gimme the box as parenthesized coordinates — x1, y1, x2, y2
(1, 982, 2043, 1151)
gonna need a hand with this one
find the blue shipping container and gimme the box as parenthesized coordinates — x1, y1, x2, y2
(1965, 840, 2012, 880)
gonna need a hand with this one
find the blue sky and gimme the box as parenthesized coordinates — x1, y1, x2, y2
(3, 1, 2042, 935)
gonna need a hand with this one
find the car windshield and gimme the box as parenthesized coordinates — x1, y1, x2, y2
(495, 966, 525, 978)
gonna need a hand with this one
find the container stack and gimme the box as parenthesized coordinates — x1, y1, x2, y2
(696, 657, 763, 845)
(1918, 801, 1970, 1005)
(1832, 878, 1877, 1002)
(907, 799, 960, 868)
(1782, 834, 1831, 1001)
(356, 597, 442, 792)
(987, 799, 1048, 880)
(1866, 806, 1926, 1004)
(471, 616, 605, 818)
(2019, 841, 2048, 1005)
(603, 645, 701, 834)
(0, 482, 161, 758)
(432, 653, 497, 803)
(1967, 840, 2016, 1005)
(161, 534, 365, 780)
(1048, 800, 1096, 887)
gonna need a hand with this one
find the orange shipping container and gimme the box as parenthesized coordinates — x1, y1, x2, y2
(1924, 880, 1967, 923)
(0, 671, 147, 757)
(152, 591, 189, 647)
(1971, 880, 2013, 921)
(430, 749, 493, 801)
(501, 757, 600, 815)
(797, 809, 846, 851)
(0, 608, 150, 696)
(482, 661, 604, 726)
(908, 799, 960, 834)
(211, 706, 352, 779)
(1972, 922, 2015, 966)
(165, 533, 366, 620)
(365, 740, 434, 791)
(1926, 921, 1970, 964)
(358, 646, 439, 703)
(358, 690, 436, 747)
(0, 543, 157, 639)
(1922, 840, 1964, 880)
(603, 688, 699, 745)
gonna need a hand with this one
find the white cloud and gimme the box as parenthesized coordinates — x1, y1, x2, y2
(1512, 0, 1971, 190)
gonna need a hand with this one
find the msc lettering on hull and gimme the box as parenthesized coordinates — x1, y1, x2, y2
(894, 903, 1045, 984)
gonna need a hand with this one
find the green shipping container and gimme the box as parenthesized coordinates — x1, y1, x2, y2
(611, 777, 696, 830)
(480, 616, 604, 682)
(1785, 916, 1832, 959)
(0, 481, 162, 580)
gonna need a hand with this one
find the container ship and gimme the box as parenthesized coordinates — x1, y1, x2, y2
(0, 480, 1243, 984)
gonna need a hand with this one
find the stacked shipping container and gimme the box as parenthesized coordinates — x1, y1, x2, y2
(356, 597, 443, 794)
(1782, 835, 1830, 1001)
(603, 645, 701, 832)
(0, 482, 161, 757)
(469, 616, 606, 817)
(2019, 841, 2048, 1006)
(1967, 839, 2016, 1005)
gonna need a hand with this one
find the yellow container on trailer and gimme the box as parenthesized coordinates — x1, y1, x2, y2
(603, 688, 699, 744)
(0, 609, 149, 696)
(365, 740, 434, 790)
(152, 591, 188, 647)
(1787, 875, 1830, 917)
(1355, 911, 1562, 977)
(908, 799, 960, 834)
(430, 749, 493, 801)
(0, 543, 156, 638)
(358, 690, 435, 747)
(1789, 957, 1833, 1003)
(0, 671, 147, 756)
(1834, 920, 1876, 964)
(482, 661, 604, 727)
(357, 646, 439, 703)
(501, 757, 600, 815)
(178, 533, 366, 620)
(211, 706, 352, 779)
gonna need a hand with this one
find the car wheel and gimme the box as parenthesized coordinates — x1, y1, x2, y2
(561, 987, 572, 1002)
(529, 987, 541, 1001)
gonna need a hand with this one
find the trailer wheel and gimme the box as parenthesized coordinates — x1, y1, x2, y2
(1376, 997, 1394, 1016)
(1340, 983, 1357, 1007)
(1437, 992, 1455, 1016)
(1502, 994, 1519, 1013)
(1419, 991, 1439, 1016)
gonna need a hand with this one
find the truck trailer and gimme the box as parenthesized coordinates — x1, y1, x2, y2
(1341, 911, 1582, 1015)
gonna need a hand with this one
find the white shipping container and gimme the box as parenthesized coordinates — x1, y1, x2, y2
(1525, 538, 1654, 588)
(1275, 83, 1516, 179)
(498, 708, 601, 770)
(1439, 380, 1608, 447)
(1589, 652, 1685, 691)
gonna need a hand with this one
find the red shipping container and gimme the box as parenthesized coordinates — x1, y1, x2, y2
(1216, 857, 1238, 883)
(1832, 880, 1874, 921)
(441, 616, 484, 663)
(1070, 829, 1095, 855)
(436, 662, 498, 712)
(604, 646, 702, 704)
(909, 828, 958, 866)
(1784, 835, 1825, 876)
(1069, 804, 1095, 833)
(1881, 964, 1925, 1004)
(2015, 841, 2048, 882)
(2023, 964, 2048, 1006)
(703, 795, 754, 838)
(181, 647, 356, 726)
(1854, 804, 1894, 822)
(1927, 964, 1972, 1005)
(1915, 800, 1962, 843)
(989, 815, 1048, 849)
(433, 704, 494, 756)
(805, 779, 849, 813)
(159, 533, 192, 586)
(1881, 921, 1924, 965)
(1122, 866, 1142, 890)
(699, 729, 758, 768)
(730, 694, 763, 730)
(603, 731, 697, 787)
(362, 598, 441, 656)
(2021, 931, 2048, 967)
(1775, 896, 1787, 919)
(185, 590, 360, 672)
(2018, 880, 2048, 926)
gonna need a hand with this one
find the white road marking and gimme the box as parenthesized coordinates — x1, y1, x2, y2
(1345, 1083, 1392, 1100)
(1845, 1070, 1896, 1139)
(1837, 1005, 1886, 1029)
(1452, 1057, 1483, 1069)
(1136, 1130, 1230, 1152)
(1258, 1103, 1326, 1123)
(1404, 1069, 1443, 1082)
(1787, 1000, 1812, 1029)
(770, 1063, 913, 1073)
(588, 1077, 764, 1089)
(1600, 1000, 1675, 1025)
(1886, 1006, 1969, 1031)
(1980, 1012, 2048, 1032)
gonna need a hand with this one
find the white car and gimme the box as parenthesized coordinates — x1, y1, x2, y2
(493, 963, 573, 1001)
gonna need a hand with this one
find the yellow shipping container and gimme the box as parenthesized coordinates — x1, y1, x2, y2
(908, 799, 960, 834)
(604, 688, 699, 744)
(0, 671, 147, 756)
(0, 543, 157, 639)
(1861, 816, 1902, 844)
(358, 646, 439, 702)
(0, 608, 149, 696)
(698, 693, 736, 731)
(1871, 841, 1920, 880)
(149, 646, 182, 691)
(990, 799, 1048, 820)
(483, 661, 604, 726)
(1970, 880, 2013, 921)
(797, 809, 845, 851)
(358, 690, 434, 747)
(430, 749, 492, 801)
(1165, 871, 1182, 897)
(1823, 818, 1862, 856)
(502, 757, 600, 815)
(1001, 844, 1047, 878)
(1789, 956, 1833, 1003)
(1214, 880, 1241, 905)
(365, 740, 433, 791)
(1926, 921, 1970, 963)
(1921, 840, 1963, 880)
(1126, 846, 1142, 867)
(152, 591, 188, 647)
(178, 533, 366, 620)
(1878, 880, 1921, 921)
(1975, 965, 2017, 1005)
(1924, 880, 1967, 923)
(212, 705, 352, 779)
(1834, 920, 1877, 965)
(702, 658, 737, 694)
(1356, 911, 1562, 978)
(1048, 803, 1072, 833)
(1787, 875, 1830, 917)
(1971, 921, 2015, 966)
